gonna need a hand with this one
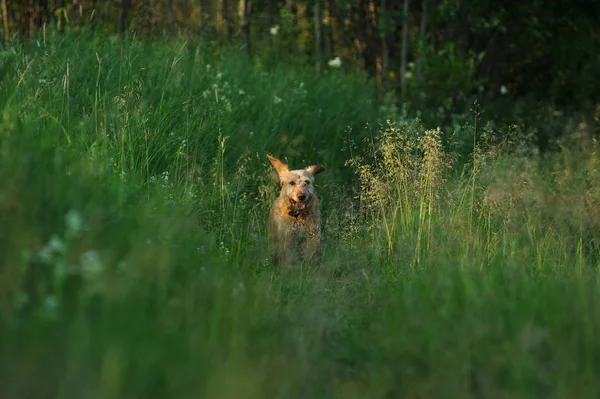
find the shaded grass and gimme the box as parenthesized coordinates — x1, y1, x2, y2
(1, 29, 600, 398)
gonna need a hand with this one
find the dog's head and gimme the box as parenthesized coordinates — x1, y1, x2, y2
(267, 155, 326, 214)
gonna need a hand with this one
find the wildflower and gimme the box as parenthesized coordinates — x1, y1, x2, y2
(43, 295, 58, 313)
(66, 210, 84, 237)
(500, 85, 508, 95)
(270, 25, 280, 36)
(388, 71, 396, 80)
(81, 250, 103, 278)
(216, 72, 223, 80)
(39, 235, 66, 262)
(274, 96, 283, 104)
(328, 56, 342, 68)
(405, 71, 413, 79)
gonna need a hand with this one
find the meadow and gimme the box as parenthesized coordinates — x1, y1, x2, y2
(1, 30, 600, 398)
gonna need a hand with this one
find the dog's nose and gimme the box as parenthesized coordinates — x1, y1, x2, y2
(298, 194, 306, 202)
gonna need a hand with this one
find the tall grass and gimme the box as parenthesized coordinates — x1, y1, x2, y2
(1, 30, 600, 398)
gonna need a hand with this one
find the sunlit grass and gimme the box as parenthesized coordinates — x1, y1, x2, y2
(1, 29, 599, 398)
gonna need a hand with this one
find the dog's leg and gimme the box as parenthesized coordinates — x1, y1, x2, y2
(302, 226, 321, 261)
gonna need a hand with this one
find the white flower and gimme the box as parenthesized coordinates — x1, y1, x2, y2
(270, 25, 280, 36)
(405, 71, 413, 79)
(81, 250, 103, 278)
(216, 72, 223, 80)
(328, 56, 342, 68)
(43, 295, 58, 312)
(39, 235, 66, 262)
(500, 85, 508, 95)
(273, 96, 283, 104)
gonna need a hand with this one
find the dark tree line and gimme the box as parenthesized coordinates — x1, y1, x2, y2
(1, 0, 598, 110)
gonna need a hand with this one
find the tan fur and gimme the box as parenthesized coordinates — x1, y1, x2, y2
(267, 155, 326, 268)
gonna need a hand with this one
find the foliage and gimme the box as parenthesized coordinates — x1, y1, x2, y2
(1, 31, 600, 398)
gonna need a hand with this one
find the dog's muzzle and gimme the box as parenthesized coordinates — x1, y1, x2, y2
(288, 198, 310, 218)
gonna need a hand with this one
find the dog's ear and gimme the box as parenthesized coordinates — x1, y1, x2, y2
(306, 164, 326, 177)
(267, 155, 289, 176)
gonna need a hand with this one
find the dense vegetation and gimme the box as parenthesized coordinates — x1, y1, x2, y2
(2, 1, 599, 129)
(1, 1, 600, 397)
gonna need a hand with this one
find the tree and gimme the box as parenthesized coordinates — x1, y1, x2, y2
(379, 0, 390, 89)
(400, 0, 409, 102)
(166, 0, 176, 36)
(198, 0, 204, 34)
(241, 0, 252, 55)
(1, 0, 8, 43)
(120, 0, 128, 34)
(314, 0, 324, 74)
(416, 0, 428, 96)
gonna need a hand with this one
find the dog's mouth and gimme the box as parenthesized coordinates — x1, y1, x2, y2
(291, 199, 306, 211)
(289, 198, 310, 216)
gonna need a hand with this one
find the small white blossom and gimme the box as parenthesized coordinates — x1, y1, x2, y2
(500, 85, 508, 95)
(39, 235, 66, 262)
(273, 96, 283, 105)
(270, 25, 280, 36)
(328, 57, 342, 68)
(81, 250, 103, 278)
(65, 210, 83, 237)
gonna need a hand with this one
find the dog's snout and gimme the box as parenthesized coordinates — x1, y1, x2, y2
(298, 194, 306, 202)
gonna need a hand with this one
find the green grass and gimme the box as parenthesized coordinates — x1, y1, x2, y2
(1, 30, 600, 398)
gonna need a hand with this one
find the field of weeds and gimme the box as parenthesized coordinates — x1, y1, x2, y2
(1, 31, 600, 398)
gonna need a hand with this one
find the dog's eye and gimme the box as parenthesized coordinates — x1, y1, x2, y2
(289, 181, 296, 186)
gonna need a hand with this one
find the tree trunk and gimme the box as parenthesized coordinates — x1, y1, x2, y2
(380, 0, 389, 89)
(416, 0, 427, 94)
(430, 0, 436, 52)
(39, 0, 48, 29)
(400, 0, 410, 102)
(217, 0, 224, 38)
(241, 0, 252, 55)
(217, 0, 233, 42)
(28, 0, 35, 38)
(314, 0, 324, 75)
(330, 0, 347, 72)
(324, 0, 333, 60)
(267, 0, 276, 48)
(198, 0, 204, 33)
(73, 0, 82, 28)
(354, 0, 367, 71)
(120, 0, 128, 34)
(165, 0, 176, 36)
(1, 0, 8, 44)
(224, 0, 233, 40)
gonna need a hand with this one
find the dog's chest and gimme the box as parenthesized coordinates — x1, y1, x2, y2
(286, 217, 315, 240)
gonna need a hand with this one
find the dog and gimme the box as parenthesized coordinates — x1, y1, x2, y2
(267, 155, 326, 268)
